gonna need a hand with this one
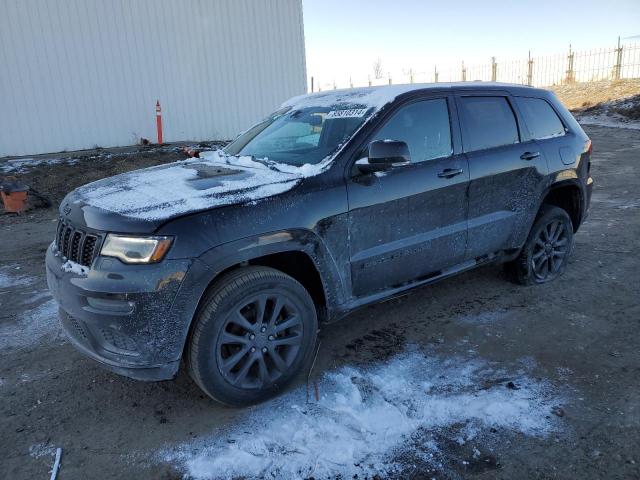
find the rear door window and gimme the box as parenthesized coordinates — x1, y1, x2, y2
(458, 96, 519, 152)
(370, 98, 452, 163)
(516, 97, 566, 140)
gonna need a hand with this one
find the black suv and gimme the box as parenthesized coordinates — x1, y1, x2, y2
(46, 83, 593, 406)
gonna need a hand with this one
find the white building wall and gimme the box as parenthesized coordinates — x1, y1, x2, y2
(0, 0, 307, 157)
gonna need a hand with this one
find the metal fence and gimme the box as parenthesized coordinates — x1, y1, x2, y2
(312, 38, 640, 91)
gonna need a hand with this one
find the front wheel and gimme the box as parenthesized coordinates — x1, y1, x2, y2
(187, 266, 318, 406)
(506, 205, 574, 285)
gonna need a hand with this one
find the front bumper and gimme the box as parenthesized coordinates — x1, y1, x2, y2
(46, 243, 211, 381)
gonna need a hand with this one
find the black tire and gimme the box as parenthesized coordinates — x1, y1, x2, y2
(506, 205, 574, 285)
(187, 266, 318, 406)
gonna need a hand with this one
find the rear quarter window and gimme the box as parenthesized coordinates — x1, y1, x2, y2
(516, 97, 566, 140)
(458, 96, 519, 152)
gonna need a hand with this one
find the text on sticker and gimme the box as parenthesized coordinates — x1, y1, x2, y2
(326, 108, 368, 119)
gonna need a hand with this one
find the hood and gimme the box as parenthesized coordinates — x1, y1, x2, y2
(62, 153, 302, 233)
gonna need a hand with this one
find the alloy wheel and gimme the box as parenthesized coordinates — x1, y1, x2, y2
(531, 219, 569, 282)
(216, 293, 303, 389)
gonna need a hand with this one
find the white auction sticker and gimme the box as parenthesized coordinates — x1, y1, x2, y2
(326, 108, 368, 119)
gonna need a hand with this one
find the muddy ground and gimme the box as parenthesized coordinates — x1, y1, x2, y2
(0, 141, 225, 220)
(1, 125, 639, 479)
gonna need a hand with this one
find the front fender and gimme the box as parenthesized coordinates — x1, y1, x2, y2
(196, 228, 347, 317)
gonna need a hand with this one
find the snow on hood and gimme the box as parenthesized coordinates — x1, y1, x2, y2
(71, 151, 309, 220)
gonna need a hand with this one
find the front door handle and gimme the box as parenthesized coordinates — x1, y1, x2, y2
(520, 151, 540, 160)
(437, 168, 464, 178)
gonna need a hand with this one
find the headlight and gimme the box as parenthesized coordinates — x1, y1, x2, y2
(100, 234, 173, 264)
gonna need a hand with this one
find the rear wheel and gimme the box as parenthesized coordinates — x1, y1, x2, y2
(506, 205, 574, 285)
(188, 266, 318, 406)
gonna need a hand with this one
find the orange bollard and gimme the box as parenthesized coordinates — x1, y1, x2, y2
(156, 100, 163, 144)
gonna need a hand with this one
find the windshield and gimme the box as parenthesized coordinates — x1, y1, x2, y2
(224, 105, 372, 166)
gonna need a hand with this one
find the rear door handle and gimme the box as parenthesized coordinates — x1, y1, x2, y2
(437, 168, 464, 178)
(520, 151, 540, 160)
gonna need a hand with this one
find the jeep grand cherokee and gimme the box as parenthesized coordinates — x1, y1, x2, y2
(46, 83, 593, 405)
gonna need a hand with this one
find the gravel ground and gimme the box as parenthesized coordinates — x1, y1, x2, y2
(0, 125, 639, 479)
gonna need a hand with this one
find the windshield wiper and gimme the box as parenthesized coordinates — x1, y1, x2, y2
(223, 153, 283, 173)
(251, 156, 283, 172)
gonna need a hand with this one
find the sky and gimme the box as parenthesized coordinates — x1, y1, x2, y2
(302, 0, 640, 89)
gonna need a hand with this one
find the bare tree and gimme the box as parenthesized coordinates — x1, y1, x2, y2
(373, 57, 383, 79)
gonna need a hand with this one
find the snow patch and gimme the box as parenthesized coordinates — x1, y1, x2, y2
(0, 265, 35, 289)
(22, 290, 53, 306)
(0, 299, 61, 351)
(161, 351, 562, 479)
(577, 114, 640, 130)
(0, 156, 72, 174)
(61, 260, 89, 276)
(29, 443, 56, 459)
(575, 94, 640, 130)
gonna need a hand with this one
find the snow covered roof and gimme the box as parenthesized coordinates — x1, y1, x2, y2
(282, 82, 536, 110)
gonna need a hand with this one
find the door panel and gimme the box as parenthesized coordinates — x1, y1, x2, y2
(465, 141, 547, 258)
(346, 96, 469, 297)
(456, 94, 549, 259)
(348, 154, 468, 296)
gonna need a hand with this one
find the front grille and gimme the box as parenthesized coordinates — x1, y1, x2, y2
(55, 219, 102, 267)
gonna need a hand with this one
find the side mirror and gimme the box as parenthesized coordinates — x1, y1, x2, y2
(356, 140, 411, 174)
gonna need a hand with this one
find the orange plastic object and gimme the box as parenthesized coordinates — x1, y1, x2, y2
(1, 190, 28, 213)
